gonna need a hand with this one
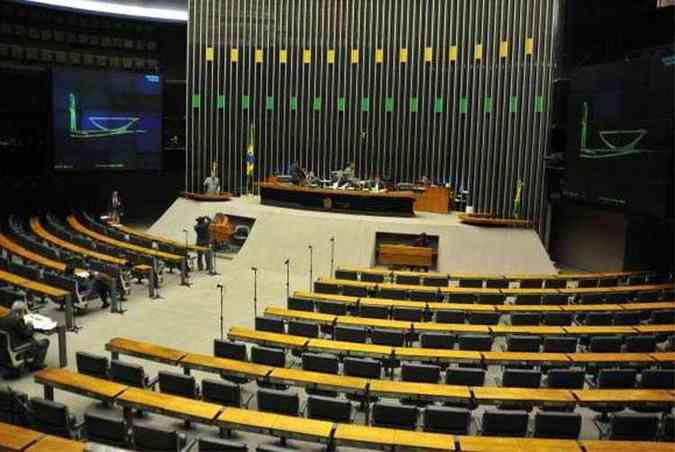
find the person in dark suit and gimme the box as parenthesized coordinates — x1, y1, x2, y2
(0, 302, 49, 371)
(194, 216, 211, 270)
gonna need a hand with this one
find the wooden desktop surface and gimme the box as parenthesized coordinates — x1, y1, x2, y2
(457, 436, 581, 452)
(260, 182, 417, 200)
(227, 326, 309, 348)
(270, 367, 368, 392)
(106, 337, 187, 365)
(117, 387, 222, 422)
(472, 387, 576, 404)
(0, 268, 69, 299)
(572, 389, 675, 404)
(369, 379, 470, 400)
(25, 436, 85, 452)
(0, 422, 44, 451)
(378, 244, 433, 267)
(35, 368, 127, 401)
(0, 233, 66, 272)
(180, 353, 272, 378)
(580, 440, 675, 452)
(112, 222, 208, 252)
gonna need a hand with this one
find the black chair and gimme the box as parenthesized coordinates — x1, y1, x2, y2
(75, 352, 109, 380)
(583, 312, 614, 326)
(445, 368, 485, 386)
(481, 409, 529, 437)
(533, 412, 581, 439)
(358, 304, 389, 319)
(251, 346, 286, 367)
(577, 278, 598, 288)
(598, 277, 619, 288)
(401, 363, 441, 383)
(459, 279, 483, 289)
(589, 336, 623, 353)
(649, 310, 675, 325)
(634, 291, 660, 303)
(110, 360, 158, 389)
(342, 285, 369, 297)
(543, 336, 578, 353)
(420, 333, 456, 349)
(423, 276, 449, 287)
(410, 290, 440, 303)
(371, 402, 418, 430)
(214, 340, 250, 384)
(467, 312, 501, 326)
(625, 335, 657, 353)
(627, 274, 647, 285)
(485, 279, 509, 289)
(446, 293, 477, 303)
(361, 272, 385, 283)
(436, 310, 465, 324)
(287, 320, 319, 338)
(306, 396, 351, 422)
(423, 406, 471, 434)
(546, 369, 585, 389)
(343, 357, 381, 379)
(379, 288, 407, 300)
(287, 297, 314, 312)
(132, 424, 187, 451)
(0, 387, 29, 425)
(605, 413, 659, 441)
(578, 294, 605, 305)
(597, 369, 637, 389)
(257, 388, 299, 416)
(396, 274, 421, 285)
(335, 270, 358, 281)
(510, 313, 541, 326)
(158, 370, 198, 399)
(202, 379, 241, 407)
(314, 282, 340, 294)
(29, 398, 81, 438)
(605, 293, 633, 304)
(458, 334, 493, 351)
(541, 294, 568, 305)
(302, 353, 339, 374)
(640, 369, 675, 389)
(255, 316, 285, 334)
(514, 295, 541, 305)
(477, 294, 505, 305)
(661, 414, 674, 441)
(199, 437, 248, 451)
(371, 329, 405, 346)
(334, 326, 367, 343)
(519, 279, 543, 289)
(502, 369, 541, 388)
(84, 412, 129, 447)
(542, 312, 573, 326)
(612, 311, 641, 326)
(392, 307, 423, 322)
(544, 279, 567, 289)
(506, 335, 540, 352)
(316, 302, 347, 316)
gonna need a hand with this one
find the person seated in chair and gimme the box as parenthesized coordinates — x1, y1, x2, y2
(0, 302, 49, 372)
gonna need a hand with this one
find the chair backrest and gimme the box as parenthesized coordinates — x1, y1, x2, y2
(546, 369, 585, 389)
(302, 353, 339, 374)
(650, 310, 675, 325)
(288, 320, 319, 338)
(436, 310, 465, 324)
(133, 424, 183, 451)
(158, 371, 197, 398)
(371, 329, 405, 346)
(401, 363, 441, 383)
(533, 412, 581, 439)
(199, 437, 248, 451)
(110, 360, 146, 388)
(30, 397, 72, 437)
(544, 279, 567, 289)
(396, 274, 420, 285)
(214, 340, 247, 361)
(477, 294, 505, 305)
(257, 388, 299, 416)
(584, 312, 613, 326)
(342, 285, 368, 297)
(481, 409, 529, 437)
(458, 334, 493, 351)
(314, 282, 340, 294)
(458, 279, 483, 288)
(542, 336, 578, 353)
(420, 333, 456, 349)
(306, 396, 351, 423)
(361, 272, 385, 283)
(598, 277, 618, 288)
(287, 297, 314, 312)
(445, 368, 485, 386)
(506, 335, 541, 352)
(605, 293, 632, 304)
(0, 330, 24, 368)
(624, 335, 656, 353)
(446, 293, 477, 304)
(251, 346, 286, 367)
(316, 302, 347, 316)
(662, 414, 674, 441)
(343, 357, 381, 379)
(75, 351, 109, 380)
(201, 379, 241, 407)
(542, 312, 573, 326)
(598, 369, 637, 389)
(510, 313, 542, 326)
(519, 279, 543, 289)
(359, 305, 389, 319)
(612, 311, 641, 326)
(423, 276, 449, 287)
(485, 280, 509, 289)
(640, 369, 675, 389)
(84, 412, 128, 446)
(514, 295, 541, 306)
(0, 387, 28, 425)
(379, 288, 407, 300)
(467, 312, 501, 325)
(410, 290, 439, 302)
(589, 336, 623, 353)
(635, 291, 660, 303)
(609, 413, 659, 441)
(335, 270, 358, 281)
(255, 316, 285, 334)
(423, 406, 471, 434)
(392, 307, 423, 322)
(371, 402, 418, 430)
(541, 294, 568, 305)
(502, 369, 542, 388)
(334, 326, 367, 343)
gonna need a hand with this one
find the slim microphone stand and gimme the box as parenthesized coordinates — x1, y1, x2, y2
(251, 267, 258, 319)
(218, 285, 224, 340)
(308, 245, 313, 291)
(329, 236, 335, 277)
(284, 259, 290, 300)
(181, 230, 191, 287)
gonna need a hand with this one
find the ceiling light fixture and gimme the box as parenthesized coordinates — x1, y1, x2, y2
(25, 0, 187, 22)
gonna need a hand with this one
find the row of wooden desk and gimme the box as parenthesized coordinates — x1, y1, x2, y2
(110, 221, 208, 253)
(33, 365, 675, 452)
(0, 422, 85, 452)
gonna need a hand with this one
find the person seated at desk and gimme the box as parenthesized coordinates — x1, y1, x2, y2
(0, 302, 49, 373)
(65, 263, 110, 309)
(414, 232, 430, 248)
(289, 162, 306, 185)
(203, 169, 221, 195)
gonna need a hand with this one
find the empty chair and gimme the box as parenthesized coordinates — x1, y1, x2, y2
(0, 387, 28, 425)
(514, 295, 541, 305)
(287, 297, 314, 312)
(314, 281, 340, 294)
(446, 368, 486, 386)
(255, 316, 285, 334)
(30, 398, 80, 438)
(542, 294, 568, 305)
(446, 293, 477, 303)
(199, 437, 248, 451)
(627, 274, 647, 285)
(533, 412, 581, 439)
(379, 288, 407, 300)
(420, 333, 455, 349)
(358, 304, 389, 319)
(371, 402, 418, 430)
(436, 310, 465, 324)
(467, 312, 501, 325)
(543, 336, 578, 353)
(392, 307, 423, 322)
(110, 360, 157, 389)
(607, 413, 659, 441)
(546, 369, 586, 389)
(306, 396, 351, 423)
(458, 334, 493, 351)
(519, 279, 543, 289)
(423, 406, 471, 434)
(423, 276, 450, 287)
(597, 369, 637, 389)
(214, 340, 250, 385)
(481, 409, 529, 437)
(506, 335, 541, 352)
(478, 294, 506, 305)
(635, 291, 660, 303)
(649, 310, 675, 325)
(662, 414, 674, 441)
(334, 326, 367, 343)
(605, 292, 633, 304)
(158, 371, 198, 399)
(202, 379, 241, 407)
(335, 270, 358, 281)
(251, 346, 286, 367)
(510, 313, 541, 326)
(583, 312, 614, 326)
(361, 272, 385, 283)
(257, 388, 299, 416)
(485, 279, 508, 289)
(316, 301, 347, 316)
(612, 311, 641, 326)
(396, 274, 421, 285)
(75, 351, 109, 380)
(401, 363, 441, 383)
(542, 312, 573, 326)
(302, 353, 339, 374)
(577, 278, 598, 288)
(459, 279, 483, 289)
(598, 277, 619, 288)
(132, 424, 187, 451)
(625, 335, 657, 353)
(287, 320, 319, 338)
(544, 279, 567, 289)
(502, 369, 542, 388)
(640, 369, 675, 389)
(342, 285, 369, 297)
(589, 336, 623, 353)
(410, 289, 440, 303)
(344, 357, 381, 379)
(84, 412, 129, 447)
(371, 329, 405, 346)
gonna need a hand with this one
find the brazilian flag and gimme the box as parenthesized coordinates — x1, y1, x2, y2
(246, 123, 255, 176)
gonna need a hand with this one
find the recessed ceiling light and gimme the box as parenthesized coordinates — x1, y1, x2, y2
(25, 0, 188, 22)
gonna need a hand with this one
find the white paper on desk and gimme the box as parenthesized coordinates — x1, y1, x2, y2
(24, 314, 57, 331)
(75, 270, 90, 279)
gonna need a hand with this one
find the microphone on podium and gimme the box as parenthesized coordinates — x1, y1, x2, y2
(216, 284, 223, 289)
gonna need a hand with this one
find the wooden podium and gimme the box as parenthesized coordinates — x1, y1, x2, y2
(413, 186, 452, 214)
(377, 244, 433, 268)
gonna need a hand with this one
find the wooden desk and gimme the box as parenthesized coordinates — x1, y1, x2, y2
(562, 326, 637, 336)
(442, 287, 502, 295)
(481, 351, 570, 365)
(620, 301, 675, 311)
(369, 379, 470, 402)
(580, 440, 675, 452)
(414, 186, 451, 214)
(414, 322, 491, 334)
(333, 424, 397, 449)
(338, 267, 392, 278)
(393, 270, 449, 279)
(489, 325, 565, 336)
(393, 347, 483, 363)
(112, 222, 208, 253)
(106, 337, 187, 365)
(392, 429, 454, 451)
(181, 191, 233, 202)
(117, 387, 222, 423)
(293, 291, 359, 305)
(0, 233, 66, 273)
(318, 277, 378, 290)
(568, 353, 656, 365)
(25, 436, 86, 452)
(572, 389, 675, 406)
(497, 305, 563, 313)
(439, 303, 497, 312)
(216, 407, 333, 442)
(227, 327, 310, 349)
(458, 213, 533, 228)
(378, 244, 433, 268)
(306, 338, 392, 358)
(0, 422, 44, 451)
(0, 269, 69, 300)
(560, 304, 623, 313)
(650, 352, 675, 364)
(34, 368, 127, 402)
(180, 353, 272, 379)
(457, 436, 581, 452)
(379, 282, 439, 293)
(634, 324, 675, 335)
(269, 367, 367, 393)
(472, 387, 576, 407)
(265, 307, 336, 325)
(337, 316, 412, 331)
(501, 288, 561, 296)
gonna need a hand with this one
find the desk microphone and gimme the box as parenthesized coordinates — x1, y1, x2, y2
(182, 228, 188, 232)
(284, 259, 289, 265)
(251, 267, 258, 271)
(216, 284, 223, 289)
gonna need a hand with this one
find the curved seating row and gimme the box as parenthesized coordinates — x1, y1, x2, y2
(0, 421, 85, 451)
